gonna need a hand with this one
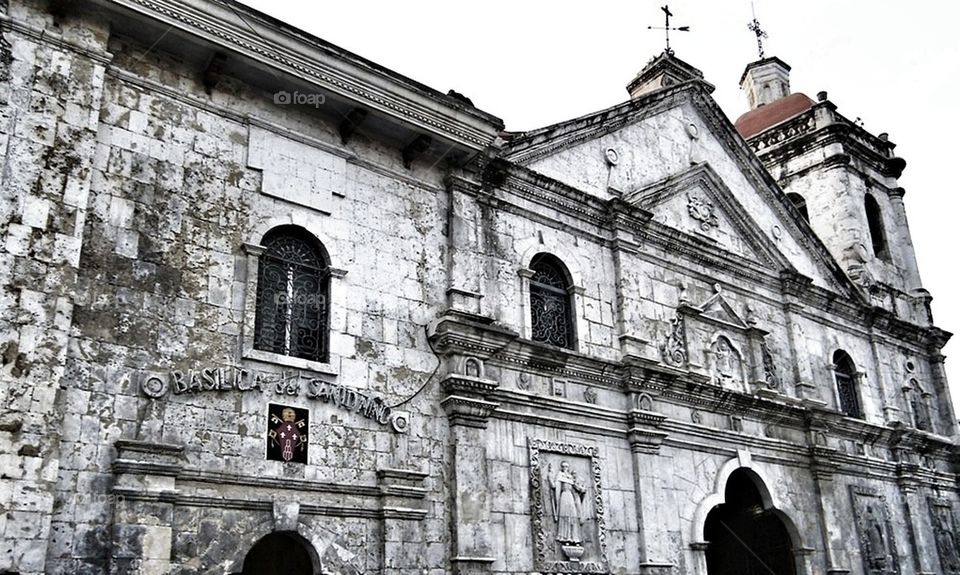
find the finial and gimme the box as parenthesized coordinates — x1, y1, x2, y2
(747, 2, 768, 59)
(648, 4, 690, 55)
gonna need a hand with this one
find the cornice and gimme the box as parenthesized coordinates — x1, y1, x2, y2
(502, 84, 692, 165)
(0, 14, 114, 64)
(97, 0, 502, 149)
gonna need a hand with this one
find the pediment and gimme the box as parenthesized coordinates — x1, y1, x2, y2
(683, 284, 752, 331)
(503, 86, 860, 298)
(625, 162, 788, 268)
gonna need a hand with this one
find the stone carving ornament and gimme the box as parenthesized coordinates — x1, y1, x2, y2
(711, 336, 737, 387)
(552, 461, 587, 558)
(661, 311, 687, 367)
(850, 486, 900, 575)
(929, 499, 960, 574)
(528, 439, 608, 573)
(761, 340, 780, 389)
(686, 192, 719, 232)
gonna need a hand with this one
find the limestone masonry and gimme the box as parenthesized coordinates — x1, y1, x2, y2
(0, 1, 956, 574)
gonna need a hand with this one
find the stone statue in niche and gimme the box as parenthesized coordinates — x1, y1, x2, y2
(551, 461, 587, 556)
(908, 380, 932, 432)
(863, 507, 888, 570)
(930, 501, 960, 574)
(462, 356, 483, 378)
(528, 439, 608, 573)
(851, 487, 900, 575)
(637, 393, 654, 411)
(710, 336, 742, 389)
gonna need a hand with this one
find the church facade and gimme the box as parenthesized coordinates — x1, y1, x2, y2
(0, 1, 956, 574)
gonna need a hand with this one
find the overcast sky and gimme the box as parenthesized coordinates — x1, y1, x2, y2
(237, 1, 960, 407)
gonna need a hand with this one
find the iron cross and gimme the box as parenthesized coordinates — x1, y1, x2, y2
(648, 4, 690, 54)
(747, 4, 768, 59)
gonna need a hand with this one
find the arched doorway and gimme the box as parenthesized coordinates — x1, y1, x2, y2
(239, 531, 320, 575)
(704, 469, 796, 575)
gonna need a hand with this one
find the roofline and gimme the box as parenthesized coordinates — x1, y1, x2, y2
(95, 0, 504, 148)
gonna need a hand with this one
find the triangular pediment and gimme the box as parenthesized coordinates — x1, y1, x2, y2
(689, 285, 751, 331)
(501, 82, 860, 298)
(624, 162, 787, 268)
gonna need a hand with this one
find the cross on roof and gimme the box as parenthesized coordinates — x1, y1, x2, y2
(747, 3, 768, 59)
(647, 4, 690, 55)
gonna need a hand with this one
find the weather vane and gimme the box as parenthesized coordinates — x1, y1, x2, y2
(648, 4, 689, 55)
(747, 2, 768, 59)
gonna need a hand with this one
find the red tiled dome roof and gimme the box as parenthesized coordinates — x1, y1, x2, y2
(735, 93, 814, 139)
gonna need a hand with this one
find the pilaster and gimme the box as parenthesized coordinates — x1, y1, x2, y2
(378, 467, 430, 573)
(429, 314, 516, 575)
(444, 172, 486, 319)
(806, 420, 850, 573)
(110, 440, 183, 575)
(626, 396, 672, 573)
(896, 466, 937, 574)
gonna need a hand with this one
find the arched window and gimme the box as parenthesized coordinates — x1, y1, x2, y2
(864, 194, 888, 259)
(254, 226, 330, 362)
(833, 350, 861, 418)
(907, 379, 932, 432)
(786, 192, 809, 222)
(529, 253, 575, 349)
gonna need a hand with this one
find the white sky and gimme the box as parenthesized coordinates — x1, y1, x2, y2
(237, 1, 960, 408)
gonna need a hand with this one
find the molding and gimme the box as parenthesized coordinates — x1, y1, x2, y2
(0, 14, 114, 64)
(95, 0, 502, 149)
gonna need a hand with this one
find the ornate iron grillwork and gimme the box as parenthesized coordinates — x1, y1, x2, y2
(529, 256, 573, 349)
(254, 230, 329, 362)
(835, 367, 861, 418)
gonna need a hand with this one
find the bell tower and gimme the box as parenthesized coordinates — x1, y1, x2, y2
(735, 60, 928, 325)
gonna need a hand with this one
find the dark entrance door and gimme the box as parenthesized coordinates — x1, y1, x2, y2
(241, 532, 317, 575)
(704, 469, 797, 575)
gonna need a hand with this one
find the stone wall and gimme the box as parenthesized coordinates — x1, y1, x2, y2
(0, 1, 957, 574)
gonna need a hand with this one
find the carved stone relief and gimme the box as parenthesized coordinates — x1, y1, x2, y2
(528, 439, 608, 573)
(761, 340, 780, 389)
(661, 311, 687, 367)
(518, 372, 531, 390)
(687, 192, 719, 232)
(929, 498, 960, 574)
(461, 356, 484, 378)
(709, 335, 743, 390)
(583, 387, 598, 404)
(637, 393, 654, 412)
(850, 486, 900, 575)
